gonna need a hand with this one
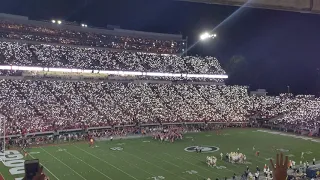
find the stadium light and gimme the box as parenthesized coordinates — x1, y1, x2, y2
(199, 32, 217, 41)
(57, 20, 62, 25)
(51, 20, 56, 24)
(81, 24, 88, 27)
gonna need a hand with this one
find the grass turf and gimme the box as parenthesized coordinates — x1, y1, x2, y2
(1, 128, 320, 180)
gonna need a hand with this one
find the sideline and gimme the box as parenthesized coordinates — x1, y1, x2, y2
(257, 130, 320, 143)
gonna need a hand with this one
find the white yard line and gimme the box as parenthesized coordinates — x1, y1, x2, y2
(125, 146, 206, 179)
(181, 152, 236, 174)
(164, 152, 223, 177)
(61, 147, 113, 180)
(121, 149, 188, 180)
(144, 151, 206, 179)
(95, 148, 155, 177)
(73, 145, 138, 180)
(28, 153, 60, 180)
(39, 147, 87, 180)
(0, 172, 5, 180)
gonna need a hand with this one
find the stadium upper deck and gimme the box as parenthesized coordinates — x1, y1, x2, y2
(0, 14, 230, 82)
(0, 13, 186, 54)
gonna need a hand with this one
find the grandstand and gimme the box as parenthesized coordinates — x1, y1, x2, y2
(0, 14, 319, 180)
(0, 13, 186, 54)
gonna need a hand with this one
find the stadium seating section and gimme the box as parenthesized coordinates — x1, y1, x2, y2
(0, 20, 184, 54)
(0, 20, 319, 136)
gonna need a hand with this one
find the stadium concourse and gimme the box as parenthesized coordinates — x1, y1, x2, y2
(0, 14, 319, 180)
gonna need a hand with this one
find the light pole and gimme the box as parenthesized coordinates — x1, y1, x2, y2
(287, 86, 290, 94)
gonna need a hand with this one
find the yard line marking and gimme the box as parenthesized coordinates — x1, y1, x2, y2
(61, 147, 113, 180)
(28, 153, 60, 180)
(40, 147, 87, 180)
(137, 150, 181, 168)
(95, 148, 155, 177)
(73, 145, 138, 180)
(121, 149, 188, 180)
(181, 153, 236, 174)
(140, 150, 206, 179)
(123, 145, 206, 179)
(164, 153, 223, 176)
(0, 172, 5, 180)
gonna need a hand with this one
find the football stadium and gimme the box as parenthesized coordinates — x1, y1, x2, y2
(0, 1, 320, 180)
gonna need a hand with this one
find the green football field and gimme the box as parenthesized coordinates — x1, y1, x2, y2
(1, 129, 320, 180)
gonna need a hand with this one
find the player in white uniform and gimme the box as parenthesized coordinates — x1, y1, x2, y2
(220, 152, 223, 160)
(253, 146, 255, 151)
(301, 152, 304, 159)
(268, 171, 272, 180)
(313, 158, 316, 165)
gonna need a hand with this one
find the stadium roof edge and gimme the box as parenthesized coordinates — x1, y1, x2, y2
(175, 0, 320, 14)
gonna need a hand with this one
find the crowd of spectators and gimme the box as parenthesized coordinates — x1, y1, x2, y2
(0, 79, 319, 136)
(0, 21, 318, 137)
(0, 69, 22, 76)
(0, 41, 225, 76)
(0, 20, 185, 54)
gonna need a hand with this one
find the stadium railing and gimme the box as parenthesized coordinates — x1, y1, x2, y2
(0, 122, 248, 139)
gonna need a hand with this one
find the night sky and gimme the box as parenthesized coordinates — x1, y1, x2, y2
(1, 0, 320, 95)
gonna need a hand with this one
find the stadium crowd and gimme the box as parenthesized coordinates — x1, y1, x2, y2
(0, 21, 318, 137)
(0, 41, 225, 75)
(0, 20, 184, 54)
(0, 79, 319, 136)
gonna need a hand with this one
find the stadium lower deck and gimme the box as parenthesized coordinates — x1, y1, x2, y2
(1, 129, 320, 180)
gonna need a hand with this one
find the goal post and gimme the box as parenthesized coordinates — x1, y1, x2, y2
(0, 114, 5, 163)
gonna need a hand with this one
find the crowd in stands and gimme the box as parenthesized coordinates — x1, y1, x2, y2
(0, 41, 225, 76)
(0, 69, 22, 76)
(275, 95, 320, 130)
(0, 21, 318, 137)
(0, 20, 184, 54)
(0, 79, 319, 136)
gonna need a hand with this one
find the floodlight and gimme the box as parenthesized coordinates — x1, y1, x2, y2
(199, 32, 216, 41)
(51, 20, 56, 23)
(200, 32, 210, 41)
(57, 20, 62, 24)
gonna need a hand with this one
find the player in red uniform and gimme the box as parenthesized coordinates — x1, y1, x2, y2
(89, 138, 94, 148)
(256, 151, 260, 156)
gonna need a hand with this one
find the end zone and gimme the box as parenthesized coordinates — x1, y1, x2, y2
(0, 173, 5, 180)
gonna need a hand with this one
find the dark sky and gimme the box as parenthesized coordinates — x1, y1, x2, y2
(1, 0, 320, 95)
